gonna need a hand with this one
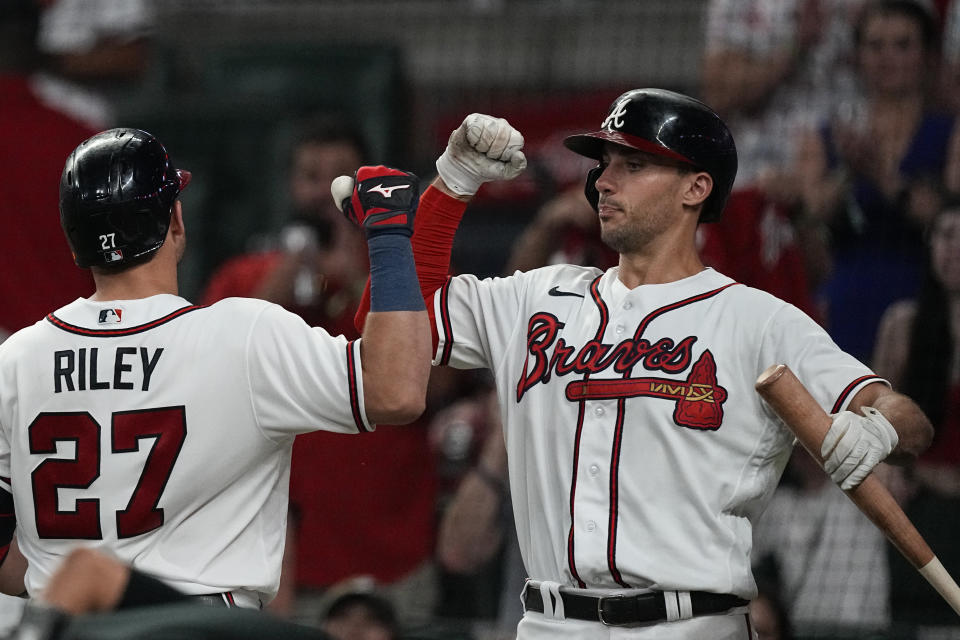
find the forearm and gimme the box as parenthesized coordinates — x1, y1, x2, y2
(870, 392, 934, 462)
(849, 386, 934, 461)
(0, 539, 26, 596)
(41, 548, 130, 615)
(430, 176, 471, 202)
(438, 419, 509, 572)
(360, 309, 431, 424)
(437, 470, 505, 573)
(411, 184, 469, 293)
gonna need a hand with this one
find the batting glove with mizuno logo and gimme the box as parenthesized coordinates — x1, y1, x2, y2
(331, 166, 419, 238)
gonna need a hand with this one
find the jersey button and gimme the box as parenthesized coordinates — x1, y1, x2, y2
(589, 464, 600, 476)
(623, 301, 633, 310)
(586, 520, 597, 532)
(594, 406, 604, 416)
(615, 324, 625, 334)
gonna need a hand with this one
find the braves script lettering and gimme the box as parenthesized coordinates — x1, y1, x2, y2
(517, 313, 695, 400)
(516, 313, 727, 429)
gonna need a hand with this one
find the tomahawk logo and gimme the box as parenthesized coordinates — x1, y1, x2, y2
(565, 351, 728, 430)
(367, 183, 411, 198)
(98, 308, 123, 324)
(602, 98, 631, 131)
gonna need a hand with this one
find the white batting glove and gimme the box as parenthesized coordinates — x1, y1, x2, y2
(435, 113, 527, 196)
(820, 407, 899, 491)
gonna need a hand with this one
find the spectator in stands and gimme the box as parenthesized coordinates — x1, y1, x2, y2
(942, 0, 960, 110)
(32, 0, 155, 129)
(0, 6, 96, 631)
(796, 0, 960, 361)
(748, 579, 794, 640)
(702, 0, 865, 196)
(696, 189, 818, 318)
(699, 0, 858, 317)
(319, 581, 398, 640)
(751, 448, 891, 635)
(202, 121, 441, 627)
(202, 118, 369, 334)
(0, 3, 95, 342)
(432, 382, 525, 633)
(505, 186, 618, 273)
(873, 198, 960, 627)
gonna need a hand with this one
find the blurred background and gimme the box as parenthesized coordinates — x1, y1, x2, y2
(29, 0, 709, 298)
(4, 1, 960, 639)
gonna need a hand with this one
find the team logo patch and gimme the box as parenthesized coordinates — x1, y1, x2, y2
(97, 308, 124, 324)
(672, 350, 726, 429)
(601, 97, 631, 131)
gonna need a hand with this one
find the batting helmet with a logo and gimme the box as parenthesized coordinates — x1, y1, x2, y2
(563, 88, 737, 223)
(59, 128, 191, 268)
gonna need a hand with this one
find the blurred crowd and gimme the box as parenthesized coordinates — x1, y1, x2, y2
(3, 1, 960, 639)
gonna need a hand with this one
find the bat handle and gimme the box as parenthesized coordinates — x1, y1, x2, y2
(919, 557, 960, 617)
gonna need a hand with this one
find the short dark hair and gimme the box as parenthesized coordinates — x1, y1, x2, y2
(323, 591, 397, 636)
(854, 0, 940, 53)
(291, 116, 370, 162)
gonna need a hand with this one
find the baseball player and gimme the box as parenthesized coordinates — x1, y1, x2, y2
(0, 129, 430, 608)
(344, 89, 935, 638)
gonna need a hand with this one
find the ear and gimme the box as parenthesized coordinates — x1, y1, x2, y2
(169, 201, 185, 237)
(167, 201, 187, 263)
(682, 171, 713, 211)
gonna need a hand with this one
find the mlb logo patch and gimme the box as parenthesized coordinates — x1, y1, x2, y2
(98, 308, 123, 324)
(105, 249, 123, 263)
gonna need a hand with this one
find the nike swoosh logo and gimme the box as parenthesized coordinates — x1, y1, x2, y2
(548, 286, 584, 298)
(367, 183, 411, 198)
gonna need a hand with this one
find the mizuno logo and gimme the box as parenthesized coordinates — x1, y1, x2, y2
(548, 286, 584, 298)
(367, 183, 411, 198)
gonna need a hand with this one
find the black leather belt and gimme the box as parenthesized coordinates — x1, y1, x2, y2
(523, 587, 748, 626)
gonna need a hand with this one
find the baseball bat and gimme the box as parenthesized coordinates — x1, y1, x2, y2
(755, 364, 960, 617)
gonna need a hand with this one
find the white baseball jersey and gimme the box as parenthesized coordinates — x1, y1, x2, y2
(433, 265, 883, 599)
(0, 294, 370, 606)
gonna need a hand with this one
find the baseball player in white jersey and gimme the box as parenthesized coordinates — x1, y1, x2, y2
(344, 89, 935, 638)
(0, 129, 430, 609)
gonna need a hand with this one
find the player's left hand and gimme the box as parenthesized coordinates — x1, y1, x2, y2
(331, 166, 419, 238)
(820, 406, 899, 491)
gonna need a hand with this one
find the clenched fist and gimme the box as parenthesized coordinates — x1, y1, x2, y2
(332, 165, 419, 238)
(435, 113, 527, 197)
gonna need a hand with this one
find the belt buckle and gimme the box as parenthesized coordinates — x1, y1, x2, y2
(597, 594, 630, 627)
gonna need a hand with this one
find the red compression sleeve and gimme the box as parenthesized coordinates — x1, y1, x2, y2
(354, 185, 467, 351)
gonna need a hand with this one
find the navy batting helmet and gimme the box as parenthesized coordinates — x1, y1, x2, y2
(563, 89, 737, 223)
(59, 128, 191, 268)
